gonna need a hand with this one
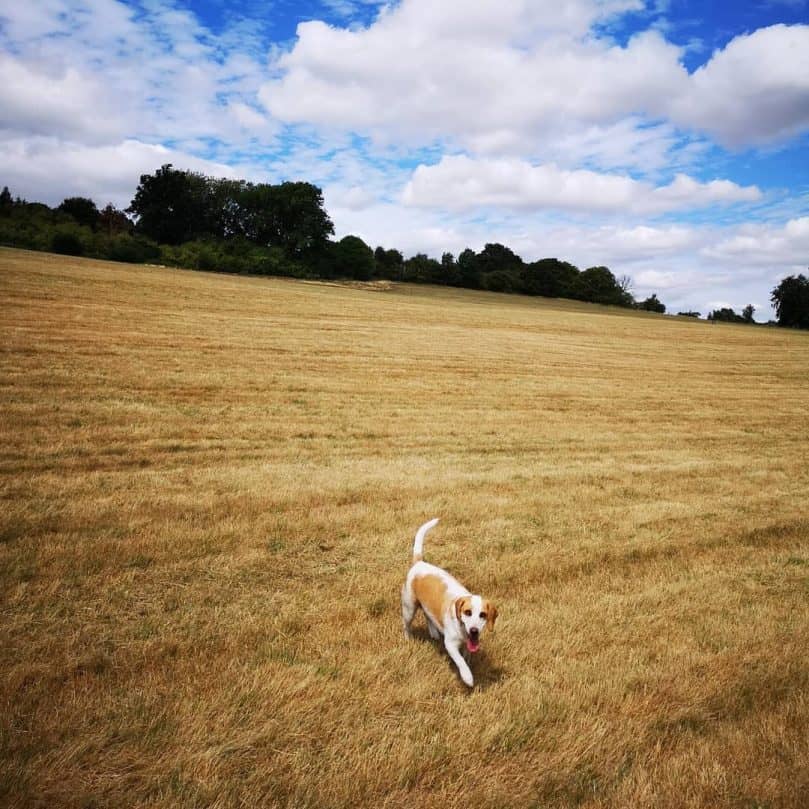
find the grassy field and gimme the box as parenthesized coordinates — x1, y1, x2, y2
(1, 246, 808, 809)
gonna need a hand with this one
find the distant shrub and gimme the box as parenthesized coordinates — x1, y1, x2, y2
(402, 252, 445, 285)
(105, 235, 161, 264)
(194, 245, 220, 272)
(707, 307, 745, 323)
(333, 235, 375, 280)
(158, 239, 307, 278)
(0, 201, 75, 252)
(639, 294, 666, 313)
(251, 246, 307, 278)
(482, 268, 522, 293)
(160, 241, 218, 272)
(51, 228, 85, 256)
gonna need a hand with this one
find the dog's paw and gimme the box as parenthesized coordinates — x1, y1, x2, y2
(461, 670, 474, 688)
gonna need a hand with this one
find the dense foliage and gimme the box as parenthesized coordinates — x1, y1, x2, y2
(639, 294, 666, 313)
(126, 165, 334, 259)
(707, 305, 756, 324)
(771, 274, 809, 329)
(14, 169, 801, 324)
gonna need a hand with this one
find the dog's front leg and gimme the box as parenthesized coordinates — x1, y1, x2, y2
(444, 637, 474, 687)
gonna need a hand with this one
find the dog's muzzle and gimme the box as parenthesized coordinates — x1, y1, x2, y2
(466, 627, 480, 654)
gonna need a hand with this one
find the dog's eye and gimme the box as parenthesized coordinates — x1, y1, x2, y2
(463, 609, 472, 617)
(479, 612, 487, 620)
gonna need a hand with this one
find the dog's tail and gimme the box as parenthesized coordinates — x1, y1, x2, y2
(412, 518, 439, 563)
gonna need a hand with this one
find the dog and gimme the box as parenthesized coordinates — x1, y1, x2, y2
(401, 518, 497, 687)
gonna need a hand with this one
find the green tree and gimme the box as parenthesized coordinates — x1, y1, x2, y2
(205, 177, 249, 239)
(374, 246, 404, 279)
(58, 197, 99, 230)
(240, 181, 333, 259)
(522, 257, 580, 297)
(707, 307, 744, 323)
(0, 186, 12, 215)
(333, 235, 375, 280)
(639, 294, 666, 313)
(771, 274, 809, 329)
(403, 253, 443, 284)
(98, 204, 132, 236)
(573, 266, 633, 307)
(476, 243, 523, 278)
(457, 248, 480, 289)
(742, 304, 755, 323)
(441, 252, 460, 286)
(128, 164, 208, 245)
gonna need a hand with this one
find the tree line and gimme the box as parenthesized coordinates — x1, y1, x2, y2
(1, 168, 807, 328)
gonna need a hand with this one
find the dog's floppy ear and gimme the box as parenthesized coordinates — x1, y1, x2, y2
(486, 601, 498, 630)
(454, 597, 468, 621)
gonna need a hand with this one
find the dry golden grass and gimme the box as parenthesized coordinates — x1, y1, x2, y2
(1, 246, 808, 809)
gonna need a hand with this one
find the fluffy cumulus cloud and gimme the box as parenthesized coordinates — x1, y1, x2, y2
(0, 53, 128, 144)
(260, 3, 686, 159)
(402, 155, 761, 214)
(260, 1, 809, 156)
(669, 24, 809, 146)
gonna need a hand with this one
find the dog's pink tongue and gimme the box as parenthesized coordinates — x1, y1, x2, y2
(466, 638, 480, 654)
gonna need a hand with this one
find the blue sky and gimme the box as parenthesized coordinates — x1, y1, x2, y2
(1, 0, 807, 318)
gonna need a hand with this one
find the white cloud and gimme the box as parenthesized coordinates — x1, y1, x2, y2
(531, 119, 691, 174)
(669, 24, 809, 146)
(0, 1, 277, 149)
(702, 217, 809, 267)
(260, 3, 809, 156)
(650, 173, 762, 211)
(0, 136, 240, 208)
(0, 53, 129, 143)
(402, 155, 760, 214)
(259, 4, 685, 161)
(330, 185, 378, 211)
(0, 0, 113, 41)
(581, 224, 701, 260)
(632, 269, 682, 290)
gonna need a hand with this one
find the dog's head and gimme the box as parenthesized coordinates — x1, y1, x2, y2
(454, 595, 498, 653)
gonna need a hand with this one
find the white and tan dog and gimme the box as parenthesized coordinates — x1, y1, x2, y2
(401, 518, 498, 687)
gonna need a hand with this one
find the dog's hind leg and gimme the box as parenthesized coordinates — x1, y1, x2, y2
(426, 618, 442, 640)
(401, 585, 417, 638)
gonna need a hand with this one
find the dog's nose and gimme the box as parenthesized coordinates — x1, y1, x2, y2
(469, 627, 479, 637)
